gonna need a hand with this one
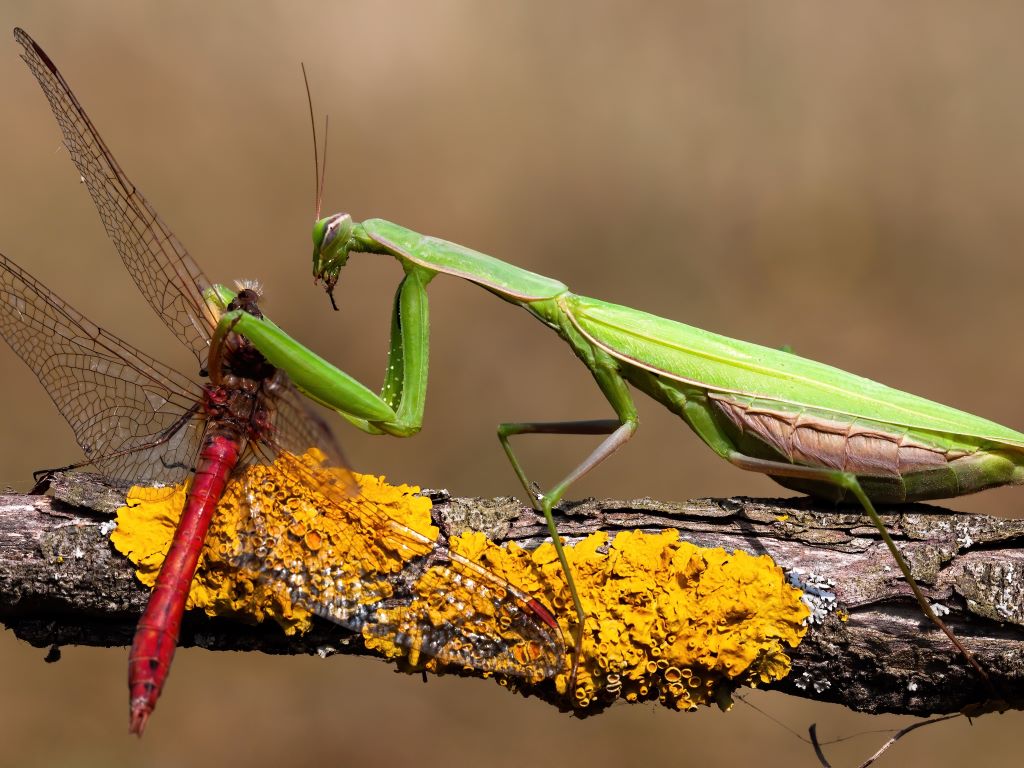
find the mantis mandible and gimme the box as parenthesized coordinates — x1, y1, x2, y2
(307, 213, 1024, 693)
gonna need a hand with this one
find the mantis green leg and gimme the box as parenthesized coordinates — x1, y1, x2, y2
(210, 269, 433, 435)
(679, 399, 995, 695)
(498, 365, 639, 687)
(363, 268, 434, 437)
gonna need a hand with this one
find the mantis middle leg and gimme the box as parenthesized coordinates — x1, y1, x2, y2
(498, 363, 639, 687)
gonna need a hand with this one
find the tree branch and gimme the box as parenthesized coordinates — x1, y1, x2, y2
(2, 472, 1023, 717)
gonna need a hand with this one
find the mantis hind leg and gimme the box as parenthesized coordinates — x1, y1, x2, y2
(681, 400, 995, 696)
(730, 453, 994, 694)
(497, 367, 639, 695)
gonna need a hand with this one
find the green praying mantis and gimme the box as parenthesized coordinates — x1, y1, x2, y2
(305, 212, 1024, 694)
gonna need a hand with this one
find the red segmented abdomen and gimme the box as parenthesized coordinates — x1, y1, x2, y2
(127, 430, 243, 735)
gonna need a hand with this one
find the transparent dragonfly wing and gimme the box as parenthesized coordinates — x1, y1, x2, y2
(0, 252, 206, 486)
(232, 452, 564, 682)
(14, 28, 356, 483)
(266, 378, 348, 469)
(15, 28, 217, 368)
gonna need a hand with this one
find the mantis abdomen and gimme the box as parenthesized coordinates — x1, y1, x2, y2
(709, 394, 1024, 503)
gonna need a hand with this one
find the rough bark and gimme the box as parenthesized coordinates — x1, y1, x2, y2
(1, 471, 1022, 717)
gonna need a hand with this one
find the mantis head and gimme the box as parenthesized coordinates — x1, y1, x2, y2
(312, 212, 355, 310)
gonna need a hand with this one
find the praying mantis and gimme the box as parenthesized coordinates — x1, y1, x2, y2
(307, 212, 1024, 693)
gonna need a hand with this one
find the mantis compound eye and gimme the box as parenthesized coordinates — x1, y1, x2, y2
(317, 213, 353, 258)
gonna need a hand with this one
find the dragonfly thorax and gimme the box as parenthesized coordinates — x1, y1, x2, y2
(218, 336, 275, 383)
(201, 379, 275, 443)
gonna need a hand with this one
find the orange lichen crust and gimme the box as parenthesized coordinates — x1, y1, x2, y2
(112, 452, 809, 713)
(111, 449, 436, 634)
(430, 529, 810, 712)
(112, 450, 562, 683)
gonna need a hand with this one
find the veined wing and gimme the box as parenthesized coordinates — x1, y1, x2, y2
(15, 28, 217, 369)
(266, 377, 348, 469)
(0, 251, 205, 486)
(233, 452, 564, 682)
(238, 374, 354, 493)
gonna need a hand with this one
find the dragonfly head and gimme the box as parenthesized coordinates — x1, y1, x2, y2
(204, 284, 237, 315)
(312, 212, 355, 310)
(227, 281, 265, 319)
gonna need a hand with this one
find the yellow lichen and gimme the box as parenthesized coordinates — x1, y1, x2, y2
(356, 526, 809, 712)
(441, 528, 807, 711)
(112, 452, 810, 713)
(112, 449, 435, 634)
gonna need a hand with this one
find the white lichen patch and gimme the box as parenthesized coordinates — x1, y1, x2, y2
(788, 568, 839, 626)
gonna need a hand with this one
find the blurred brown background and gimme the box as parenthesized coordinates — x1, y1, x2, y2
(2, 1, 1023, 765)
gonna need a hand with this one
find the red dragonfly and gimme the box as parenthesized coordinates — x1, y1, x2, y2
(4, 28, 562, 735)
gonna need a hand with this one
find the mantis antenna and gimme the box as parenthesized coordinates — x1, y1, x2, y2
(302, 62, 329, 222)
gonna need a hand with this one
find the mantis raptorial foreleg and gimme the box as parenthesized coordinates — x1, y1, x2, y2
(218, 270, 433, 438)
(343, 270, 433, 437)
